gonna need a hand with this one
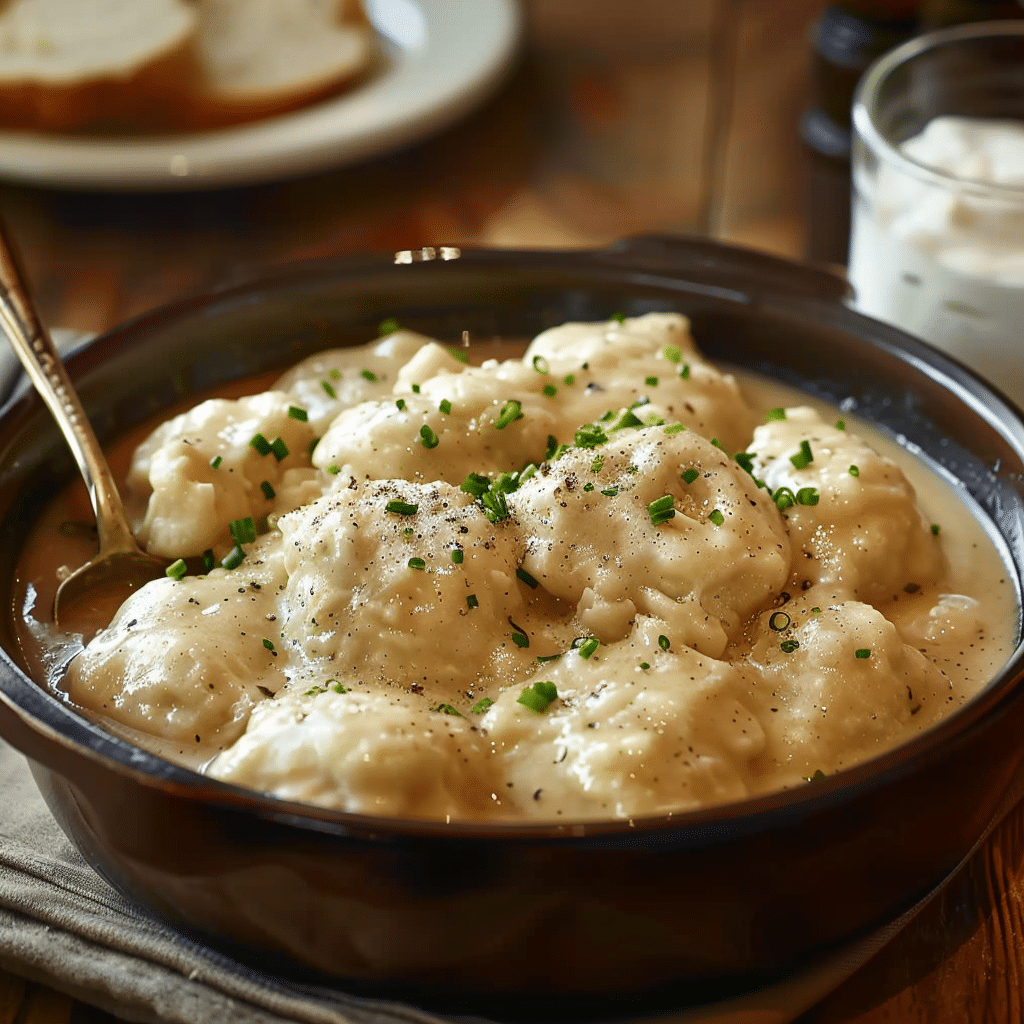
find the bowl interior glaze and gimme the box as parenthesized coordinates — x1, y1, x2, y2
(1, 236, 1024, 1018)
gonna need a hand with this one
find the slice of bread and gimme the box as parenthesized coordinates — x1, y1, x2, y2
(0, 0, 374, 134)
(0, 0, 199, 130)
(189, 0, 374, 127)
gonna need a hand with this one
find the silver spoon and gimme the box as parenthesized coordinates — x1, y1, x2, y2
(0, 221, 166, 635)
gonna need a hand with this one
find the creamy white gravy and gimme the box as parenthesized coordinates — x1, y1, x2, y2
(11, 314, 1019, 821)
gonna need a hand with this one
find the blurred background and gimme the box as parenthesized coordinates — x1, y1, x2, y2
(2, 0, 1018, 340)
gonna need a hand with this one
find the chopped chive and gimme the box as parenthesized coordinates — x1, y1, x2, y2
(590, 454, 605, 474)
(645, 376, 659, 387)
(466, 594, 479, 609)
(270, 437, 289, 461)
(600, 486, 619, 497)
(480, 488, 510, 523)
(395, 398, 407, 411)
(165, 558, 187, 581)
(639, 661, 651, 670)
(835, 419, 846, 430)
(612, 410, 643, 431)
(508, 616, 530, 648)
(221, 544, 246, 570)
(209, 455, 222, 469)
(542, 383, 558, 397)
(408, 557, 426, 570)
(321, 380, 337, 399)
(517, 680, 558, 712)
(202, 549, 215, 572)
(789, 439, 813, 470)
(495, 400, 523, 429)
(663, 422, 687, 435)
(564, 373, 576, 386)
(332, 681, 350, 694)
(249, 433, 272, 456)
(536, 652, 562, 663)
(648, 494, 675, 525)
(451, 548, 464, 564)
(849, 464, 860, 477)
(378, 317, 399, 335)
(359, 369, 378, 383)
(583, 482, 595, 492)
(470, 697, 494, 714)
(780, 639, 800, 653)
(807, 769, 827, 783)
(329, 368, 341, 380)
(262, 638, 275, 652)
(662, 344, 681, 363)
(532, 355, 549, 374)
(574, 637, 600, 659)
(288, 405, 308, 421)
(658, 634, 671, 651)
(516, 567, 539, 589)
(327, 464, 341, 475)
(419, 424, 440, 449)
(611, 312, 626, 324)
(678, 363, 691, 379)
(260, 480, 276, 500)
(385, 499, 418, 516)
(773, 486, 796, 511)
(734, 452, 755, 474)
(402, 527, 413, 541)
(439, 399, 452, 415)
(681, 467, 700, 484)
(461, 472, 490, 498)
(931, 523, 941, 536)
(230, 516, 257, 544)
(796, 486, 820, 506)
(430, 702, 463, 716)
(765, 407, 787, 422)
(304, 686, 327, 697)
(575, 424, 609, 448)
(411, 383, 421, 394)
(449, 348, 470, 364)
(855, 647, 871, 659)
(709, 509, 725, 526)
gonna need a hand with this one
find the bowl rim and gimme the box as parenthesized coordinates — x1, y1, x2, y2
(2, 235, 1024, 843)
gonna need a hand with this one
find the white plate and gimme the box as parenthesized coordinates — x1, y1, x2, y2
(0, 0, 521, 191)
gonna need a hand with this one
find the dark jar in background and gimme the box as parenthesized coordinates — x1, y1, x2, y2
(801, 0, 1022, 266)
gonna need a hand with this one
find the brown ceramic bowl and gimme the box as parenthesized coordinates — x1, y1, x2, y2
(1, 236, 1023, 1019)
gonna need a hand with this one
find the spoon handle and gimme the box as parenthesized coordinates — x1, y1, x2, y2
(0, 220, 137, 553)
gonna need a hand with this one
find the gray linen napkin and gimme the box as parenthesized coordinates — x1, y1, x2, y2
(5, 734, 1021, 1024)
(0, 737, 474, 1024)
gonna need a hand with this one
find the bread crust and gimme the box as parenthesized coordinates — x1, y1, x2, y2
(0, 0, 375, 135)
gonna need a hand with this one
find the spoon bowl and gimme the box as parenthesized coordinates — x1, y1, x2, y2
(0, 221, 165, 637)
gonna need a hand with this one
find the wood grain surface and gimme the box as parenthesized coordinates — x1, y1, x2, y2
(2, 1, 1022, 1021)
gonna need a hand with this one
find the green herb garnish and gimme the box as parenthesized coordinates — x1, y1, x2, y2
(495, 400, 523, 429)
(165, 559, 187, 581)
(385, 499, 418, 516)
(516, 680, 558, 712)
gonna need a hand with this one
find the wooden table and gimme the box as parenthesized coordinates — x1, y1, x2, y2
(2, 1, 1023, 1021)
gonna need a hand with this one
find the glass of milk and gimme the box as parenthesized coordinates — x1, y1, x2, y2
(847, 20, 1024, 407)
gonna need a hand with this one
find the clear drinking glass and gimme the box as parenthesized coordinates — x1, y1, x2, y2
(847, 20, 1024, 406)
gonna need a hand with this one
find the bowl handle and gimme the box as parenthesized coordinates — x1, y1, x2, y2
(600, 233, 852, 304)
